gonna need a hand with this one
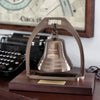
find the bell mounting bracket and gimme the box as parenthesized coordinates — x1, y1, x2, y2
(25, 17, 85, 81)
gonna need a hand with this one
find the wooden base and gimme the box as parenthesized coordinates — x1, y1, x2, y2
(9, 70, 95, 95)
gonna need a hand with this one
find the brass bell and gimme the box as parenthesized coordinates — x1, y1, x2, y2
(26, 17, 84, 80)
(38, 24, 73, 73)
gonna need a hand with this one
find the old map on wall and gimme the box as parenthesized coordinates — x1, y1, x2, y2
(0, 0, 85, 30)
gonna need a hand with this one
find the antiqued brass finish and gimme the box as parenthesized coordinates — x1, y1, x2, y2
(25, 17, 85, 81)
(38, 24, 73, 72)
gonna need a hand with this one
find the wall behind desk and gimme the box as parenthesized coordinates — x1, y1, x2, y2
(0, 0, 99, 68)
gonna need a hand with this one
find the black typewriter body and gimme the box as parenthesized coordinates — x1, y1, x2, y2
(0, 33, 48, 77)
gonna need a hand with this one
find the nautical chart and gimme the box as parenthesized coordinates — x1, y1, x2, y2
(0, 0, 85, 30)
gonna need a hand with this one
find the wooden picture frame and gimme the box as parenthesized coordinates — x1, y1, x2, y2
(0, 0, 95, 38)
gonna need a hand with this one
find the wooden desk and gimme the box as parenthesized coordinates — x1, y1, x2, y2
(0, 76, 100, 100)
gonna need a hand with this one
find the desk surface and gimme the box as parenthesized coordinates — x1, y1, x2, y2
(0, 76, 100, 100)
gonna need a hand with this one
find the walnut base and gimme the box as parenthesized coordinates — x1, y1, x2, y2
(9, 70, 95, 95)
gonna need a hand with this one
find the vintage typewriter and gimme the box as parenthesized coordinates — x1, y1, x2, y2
(0, 33, 48, 77)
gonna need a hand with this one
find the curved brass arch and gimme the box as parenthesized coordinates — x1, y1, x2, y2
(25, 17, 84, 79)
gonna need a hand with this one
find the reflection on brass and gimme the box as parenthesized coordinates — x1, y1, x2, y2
(38, 24, 73, 72)
(26, 17, 85, 81)
(38, 80, 66, 85)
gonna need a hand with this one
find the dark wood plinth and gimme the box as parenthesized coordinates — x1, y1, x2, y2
(9, 70, 95, 95)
